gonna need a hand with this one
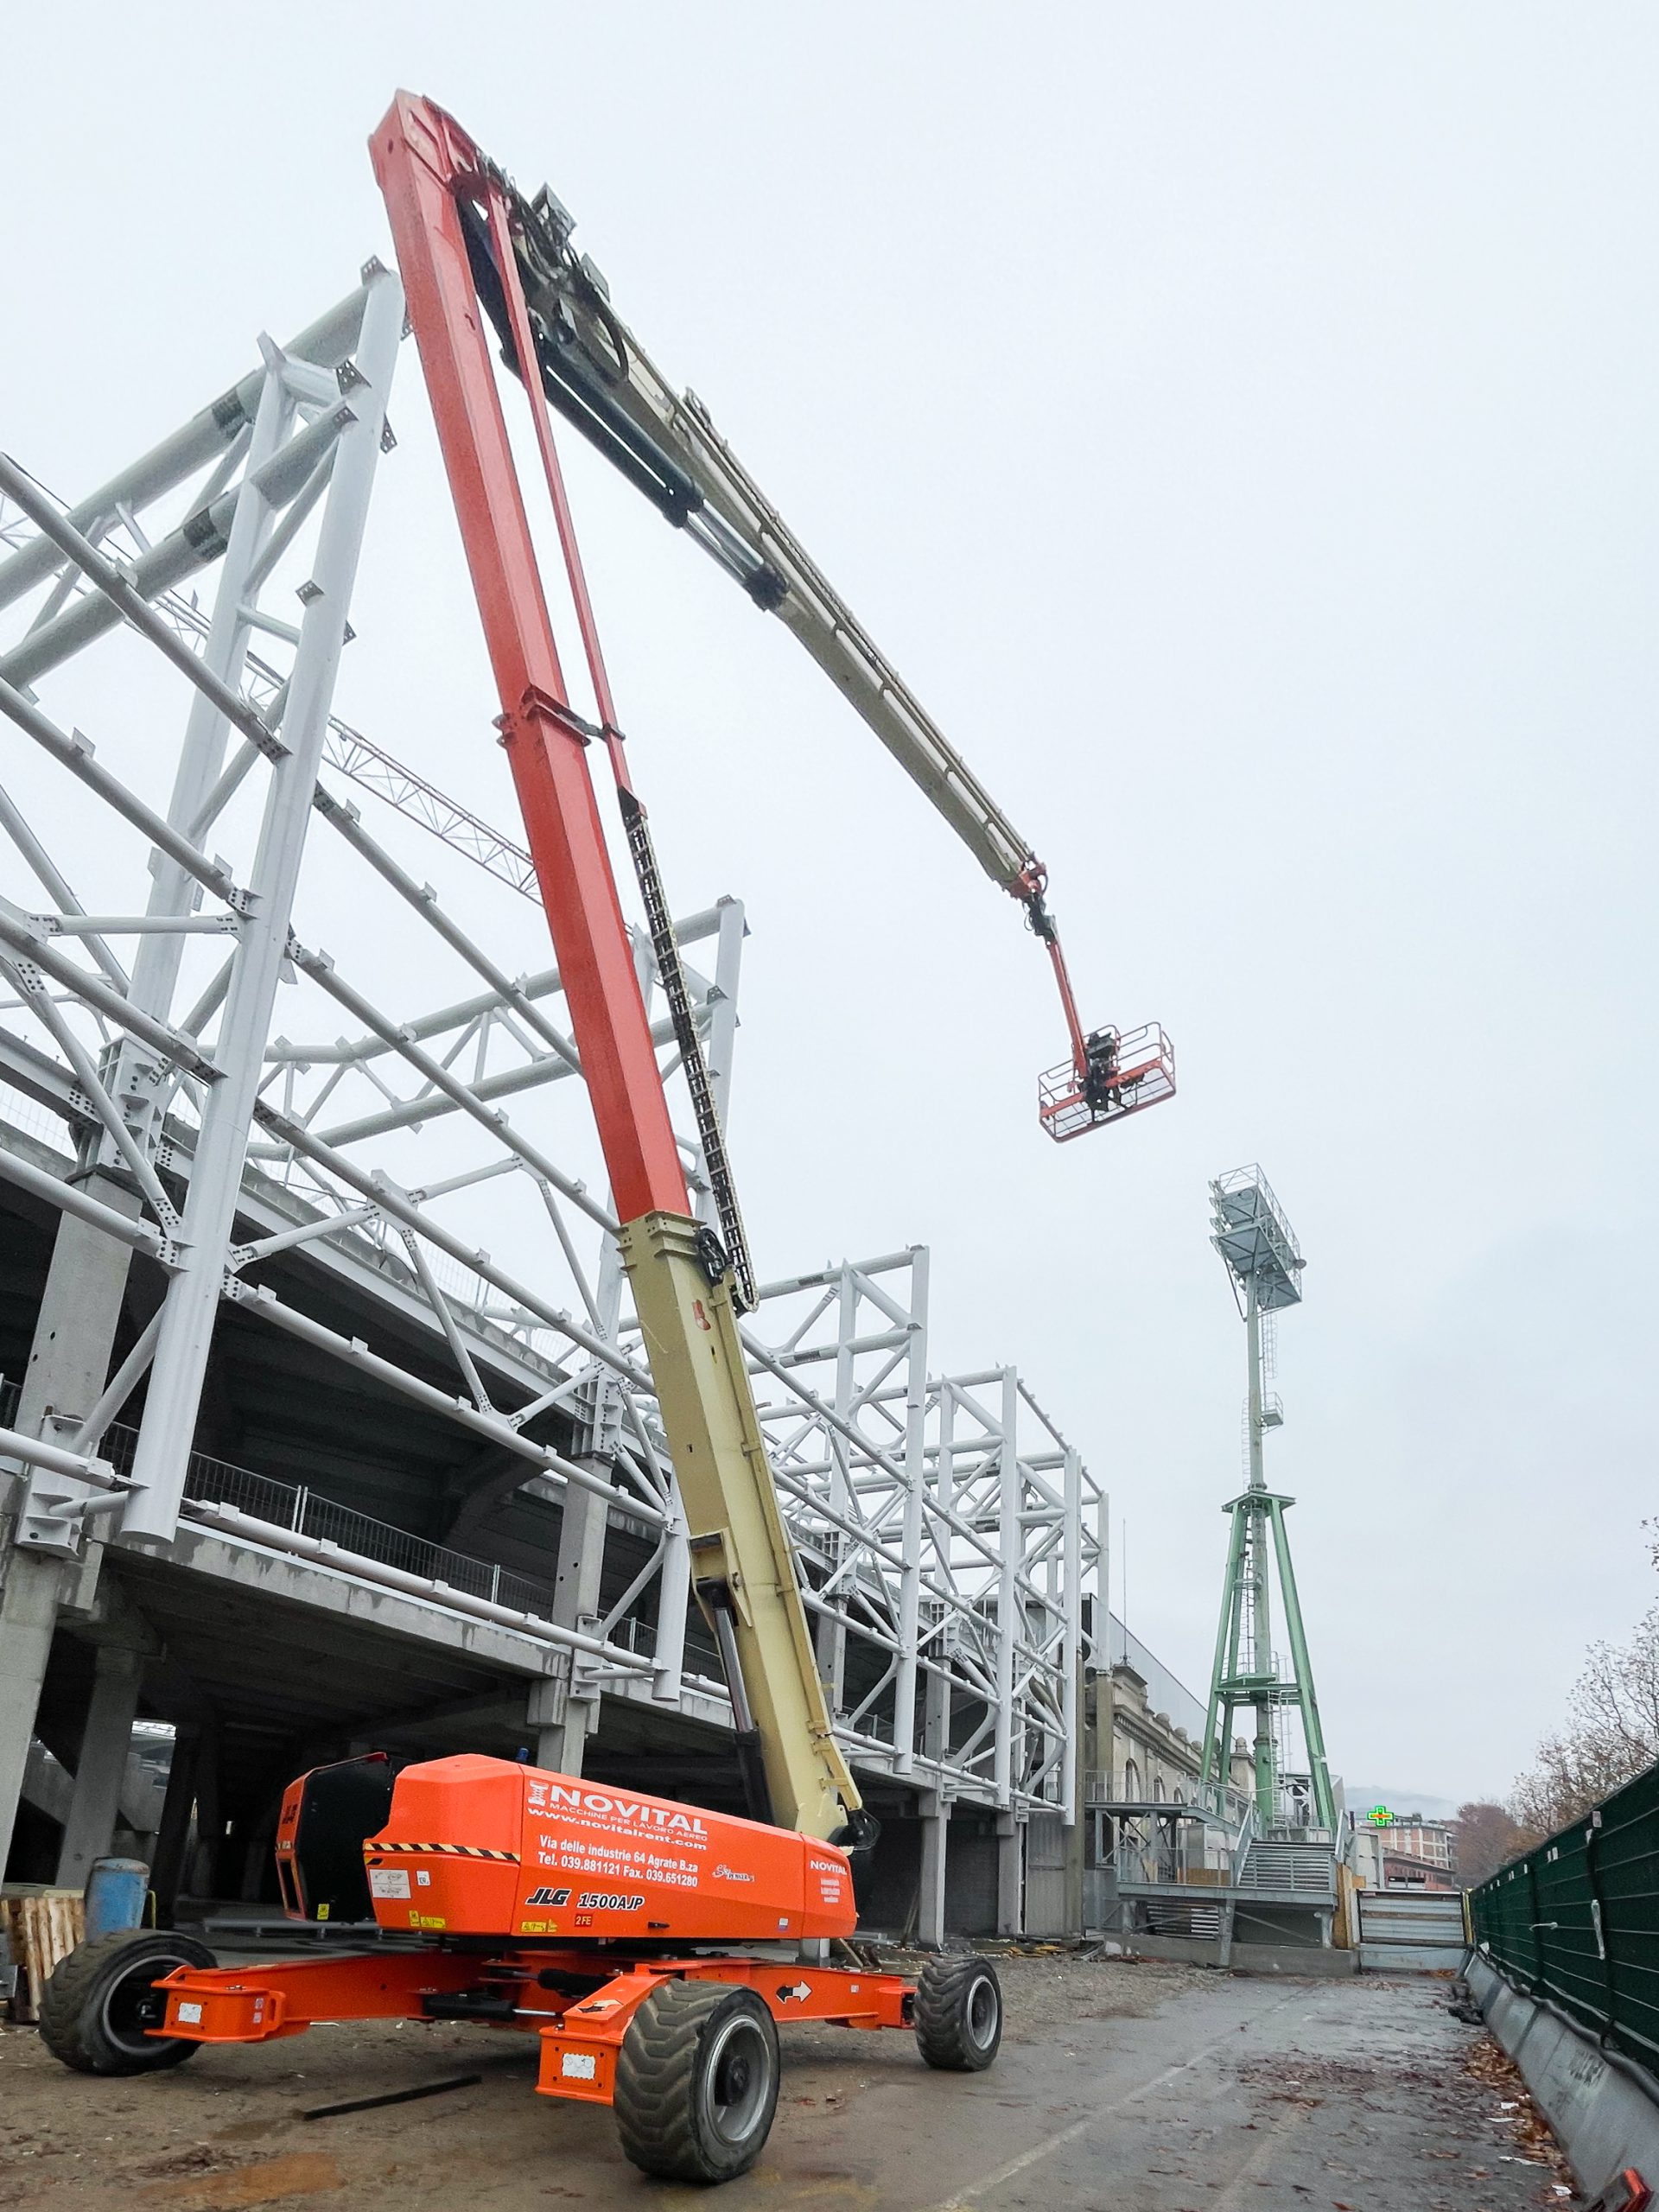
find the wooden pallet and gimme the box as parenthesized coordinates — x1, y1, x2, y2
(1, 1888, 85, 2023)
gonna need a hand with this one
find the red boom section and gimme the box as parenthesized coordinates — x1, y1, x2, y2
(369, 93, 689, 1224)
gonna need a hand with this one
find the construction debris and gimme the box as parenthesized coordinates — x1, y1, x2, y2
(0, 1887, 84, 2023)
(300, 2073, 482, 2120)
(1462, 2026, 1579, 2195)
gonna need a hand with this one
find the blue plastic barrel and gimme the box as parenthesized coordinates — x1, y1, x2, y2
(84, 1858, 149, 1942)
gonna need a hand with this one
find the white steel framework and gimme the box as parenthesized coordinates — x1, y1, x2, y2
(0, 278, 1102, 1882)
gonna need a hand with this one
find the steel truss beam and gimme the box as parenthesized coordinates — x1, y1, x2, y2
(0, 276, 1100, 1819)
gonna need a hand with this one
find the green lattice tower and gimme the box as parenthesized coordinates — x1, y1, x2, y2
(1198, 1168, 1335, 1835)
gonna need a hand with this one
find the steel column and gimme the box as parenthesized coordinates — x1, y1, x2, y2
(994, 1370, 1018, 1809)
(1268, 1500, 1336, 1832)
(1198, 1504, 1247, 1793)
(890, 1247, 929, 1775)
(0, 1181, 145, 1874)
(1061, 1444, 1082, 1827)
(120, 267, 404, 1545)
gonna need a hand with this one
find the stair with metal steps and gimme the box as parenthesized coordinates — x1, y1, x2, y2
(1236, 1840, 1337, 1897)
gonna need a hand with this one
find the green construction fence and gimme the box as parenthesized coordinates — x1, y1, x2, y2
(1470, 1757, 1659, 2075)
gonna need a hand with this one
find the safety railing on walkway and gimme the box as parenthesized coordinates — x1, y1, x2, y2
(1471, 1757, 1659, 2075)
(0, 1375, 567, 1630)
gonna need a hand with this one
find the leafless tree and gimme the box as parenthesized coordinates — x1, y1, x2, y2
(1510, 1598, 1659, 1836)
(1453, 1802, 1534, 1888)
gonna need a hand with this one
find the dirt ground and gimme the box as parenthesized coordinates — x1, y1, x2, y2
(0, 1953, 1579, 2211)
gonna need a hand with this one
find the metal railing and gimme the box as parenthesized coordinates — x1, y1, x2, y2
(184, 1442, 570, 1627)
(1084, 1770, 1255, 1833)
(1471, 1758, 1659, 2075)
(1109, 1811, 1242, 1889)
(0, 1376, 574, 1632)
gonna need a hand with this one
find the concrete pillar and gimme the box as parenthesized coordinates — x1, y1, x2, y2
(13, 1198, 143, 1443)
(54, 1644, 143, 1885)
(1064, 1796, 1086, 1941)
(0, 1187, 144, 1880)
(188, 1735, 222, 1897)
(531, 1478, 611, 1772)
(918, 1791, 950, 1950)
(996, 1811, 1023, 1937)
(526, 1674, 569, 1770)
(0, 1555, 63, 1881)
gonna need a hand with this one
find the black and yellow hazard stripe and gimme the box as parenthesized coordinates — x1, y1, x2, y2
(368, 1841, 520, 1861)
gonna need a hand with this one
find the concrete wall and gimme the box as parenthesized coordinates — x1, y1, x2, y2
(1110, 1929, 1357, 1976)
(1470, 1952, 1659, 2202)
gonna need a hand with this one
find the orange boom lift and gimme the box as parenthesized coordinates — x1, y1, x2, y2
(37, 93, 1164, 2183)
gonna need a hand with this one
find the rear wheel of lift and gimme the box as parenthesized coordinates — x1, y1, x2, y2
(613, 1980, 780, 2183)
(38, 1929, 219, 2075)
(914, 1954, 1002, 2071)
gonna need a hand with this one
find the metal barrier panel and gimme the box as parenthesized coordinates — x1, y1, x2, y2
(1357, 1889, 1468, 1971)
(1025, 1810, 1068, 1936)
(1471, 1758, 1659, 2070)
(1081, 1867, 1119, 1933)
(1242, 1843, 1337, 1897)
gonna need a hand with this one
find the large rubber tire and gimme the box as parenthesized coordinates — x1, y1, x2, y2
(914, 1955, 1002, 2072)
(38, 1929, 219, 2076)
(613, 1980, 780, 2183)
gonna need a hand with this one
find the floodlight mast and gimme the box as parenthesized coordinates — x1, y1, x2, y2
(416, 99, 1174, 1142)
(1198, 1168, 1335, 1837)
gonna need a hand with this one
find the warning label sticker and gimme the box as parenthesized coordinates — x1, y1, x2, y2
(369, 1868, 412, 1900)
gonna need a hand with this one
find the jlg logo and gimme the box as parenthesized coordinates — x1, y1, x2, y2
(524, 1886, 572, 1908)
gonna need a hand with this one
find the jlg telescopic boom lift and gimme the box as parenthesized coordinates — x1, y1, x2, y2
(37, 97, 1173, 2184)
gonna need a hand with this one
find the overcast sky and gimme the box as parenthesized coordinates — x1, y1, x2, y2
(6, 5, 1657, 1805)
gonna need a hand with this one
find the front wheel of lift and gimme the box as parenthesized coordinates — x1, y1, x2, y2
(38, 1928, 219, 2075)
(613, 1979, 780, 2183)
(914, 1954, 1002, 2071)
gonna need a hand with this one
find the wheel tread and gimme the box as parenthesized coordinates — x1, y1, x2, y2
(613, 1979, 779, 2183)
(914, 1954, 1002, 2072)
(38, 1929, 217, 2076)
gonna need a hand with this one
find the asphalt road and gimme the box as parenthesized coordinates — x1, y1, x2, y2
(0, 1955, 1576, 2209)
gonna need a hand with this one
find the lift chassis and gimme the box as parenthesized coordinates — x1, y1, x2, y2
(143, 1944, 917, 2088)
(45, 1934, 997, 2184)
(39, 1757, 1002, 2183)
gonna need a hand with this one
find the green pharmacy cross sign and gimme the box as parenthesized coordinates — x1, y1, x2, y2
(1366, 1805, 1395, 1827)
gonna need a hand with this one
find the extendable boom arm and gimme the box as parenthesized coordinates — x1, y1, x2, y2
(469, 184, 1034, 897)
(369, 85, 1168, 1853)
(457, 164, 1175, 1132)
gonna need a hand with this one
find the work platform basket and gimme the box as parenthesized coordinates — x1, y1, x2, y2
(1038, 1022, 1176, 1142)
